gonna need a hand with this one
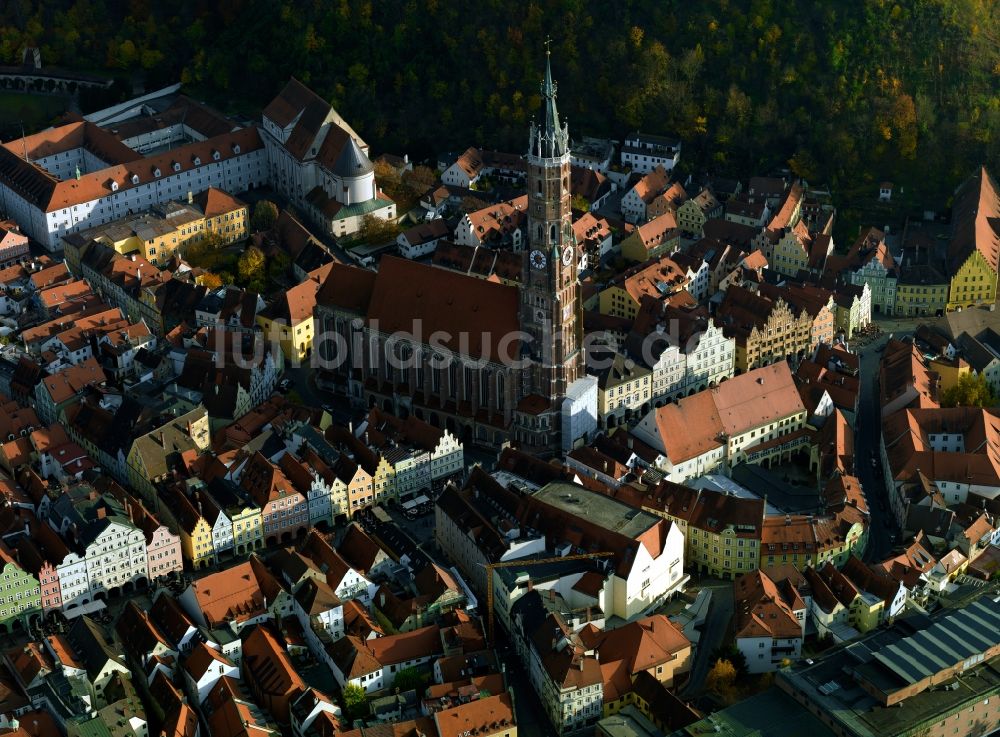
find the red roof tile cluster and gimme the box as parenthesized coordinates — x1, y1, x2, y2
(186, 556, 279, 628)
(1, 123, 263, 212)
(646, 362, 805, 463)
(462, 195, 528, 245)
(733, 569, 804, 640)
(948, 166, 1000, 273)
(434, 693, 515, 737)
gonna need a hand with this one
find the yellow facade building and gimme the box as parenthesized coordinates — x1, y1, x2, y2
(947, 249, 997, 311)
(718, 286, 813, 373)
(620, 211, 681, 263)
(65, 187, 248, 268)
(595, 352, 652, 429)
(229, 501, 265, 557)
(256, 278, 319, 362)
(371, 455, 396, 506)
(929, 356, 971, 393)
(598, 255, 691, 319)
(164, 481, 216, 570)
(946, 167, 1000, 311)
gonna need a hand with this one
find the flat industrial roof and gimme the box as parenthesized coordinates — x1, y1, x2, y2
(673, 688, 835, 737)
(533, 481, 660, 538)
(778, 594, 1000, 737)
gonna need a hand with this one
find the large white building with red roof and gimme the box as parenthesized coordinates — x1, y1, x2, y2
(632, 362, 808, 483)
(0, 110, 267, 252)
(0, 78, 397, 250)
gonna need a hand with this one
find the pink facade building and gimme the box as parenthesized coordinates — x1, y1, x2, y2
(140, 511, 184, 582)
(242, 451, 308, 546)
(0, 221, 28, 268)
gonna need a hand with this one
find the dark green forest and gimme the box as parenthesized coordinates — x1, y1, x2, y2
(1, 0, 998, 225)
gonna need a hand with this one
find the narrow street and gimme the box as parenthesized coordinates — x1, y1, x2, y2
(855, 320, 916, 562)
(680, 581, 733, 698)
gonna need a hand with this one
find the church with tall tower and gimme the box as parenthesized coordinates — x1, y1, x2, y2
(315, 50, 597, 456)
(515, 47, 590, 450)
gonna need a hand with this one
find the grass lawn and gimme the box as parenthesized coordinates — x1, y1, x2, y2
(0, 93, 67, 136)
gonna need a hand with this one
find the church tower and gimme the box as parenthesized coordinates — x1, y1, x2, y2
(517, 47, 586, 448)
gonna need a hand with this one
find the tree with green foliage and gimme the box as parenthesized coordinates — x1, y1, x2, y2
(358, 215, 397, 245)
(374, 160, 420, 213)
(710, 645, 748, 678)
(182, 231, 225, 267)
(571, 193, 590, 212)
(251, 200, 279, 233)
(941, 372, 998, 408)
(237, 245, 267, 292)
(342, 683, 369, 721)
(706, 658, 737, 701)
(267, 250, 291, 282)
(392, 667, 425, 694)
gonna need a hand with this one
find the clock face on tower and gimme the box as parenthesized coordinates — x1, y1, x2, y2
(530, 249, 547, 270)
(562, 245, 574, 267)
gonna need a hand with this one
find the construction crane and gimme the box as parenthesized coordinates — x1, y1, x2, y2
(484, 551, 615, 646)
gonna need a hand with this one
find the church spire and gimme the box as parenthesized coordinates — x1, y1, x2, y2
(542, 39, 560, 136)
(530, 38, 569, 159)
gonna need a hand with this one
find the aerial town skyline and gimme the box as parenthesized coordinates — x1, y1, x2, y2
(0, 8, 996, 737)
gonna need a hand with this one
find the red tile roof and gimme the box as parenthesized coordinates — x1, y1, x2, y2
(434, 693, 515, 737)
(1, 124, 263, 212)
(186, 556, 278, 628)
(194, 187, 246, 219)
(948, 166, 1000, 273)
(365, 256, 520, 360)
(733, 569, 803, 640)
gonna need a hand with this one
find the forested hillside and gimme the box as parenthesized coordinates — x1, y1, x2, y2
(1, 0, 998, 220)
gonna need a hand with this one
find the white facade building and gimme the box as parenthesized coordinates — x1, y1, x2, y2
(620, 132, 681, 174)
(645, 319, 736, 402)
(83, 521, 147, 599)
(0, 122, 266, 252)
(260, 79, 394, 239)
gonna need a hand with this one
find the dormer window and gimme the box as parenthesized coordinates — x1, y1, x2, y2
(193, 156, 201, 166)
(232, 144, 241, 154)
(110, 181, 119, 191)
(172, 161, 181, 172)
(212, 150, 221, 161)
(153, 167, 161, 178)
(131, 174, 139, 184)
